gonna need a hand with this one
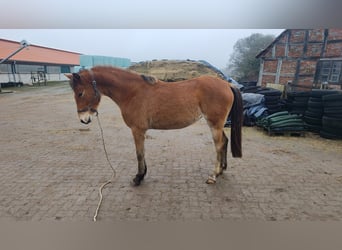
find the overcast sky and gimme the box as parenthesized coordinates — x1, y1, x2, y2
(0, 0, 338, 69)
(0, 29, 283, 69)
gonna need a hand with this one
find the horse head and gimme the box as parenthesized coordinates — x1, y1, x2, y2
(66, 70, 101, 124)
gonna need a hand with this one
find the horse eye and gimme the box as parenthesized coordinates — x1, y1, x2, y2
(78, 92, 84, 98)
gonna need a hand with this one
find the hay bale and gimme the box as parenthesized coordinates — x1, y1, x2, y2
(128, 60, 226, 82)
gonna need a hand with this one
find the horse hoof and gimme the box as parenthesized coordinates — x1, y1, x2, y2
(133, 181, 141, 186)
(206, 176, 216, 184)
(133, 177, 141, 186)
(206, 179, 216, 184)
(133, 174, 145, 186)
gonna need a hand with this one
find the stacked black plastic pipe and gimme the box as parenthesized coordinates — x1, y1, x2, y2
(304, 91, 325, 132)
(321, 93, 342, 139)
(303, 90, 340, 134)
(286, 91, 310, 115)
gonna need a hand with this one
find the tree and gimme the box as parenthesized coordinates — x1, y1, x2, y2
(225, 33, 275, 82)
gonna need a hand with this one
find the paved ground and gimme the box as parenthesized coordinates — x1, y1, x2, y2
(1, 83, 342, 221)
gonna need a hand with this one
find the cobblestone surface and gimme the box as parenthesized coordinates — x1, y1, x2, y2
(0, 83, 342, 221)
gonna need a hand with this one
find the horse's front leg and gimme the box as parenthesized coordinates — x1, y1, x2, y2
(131, 128, 147, 186)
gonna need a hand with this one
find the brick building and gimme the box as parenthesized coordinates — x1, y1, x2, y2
(256, 29, 342, 90)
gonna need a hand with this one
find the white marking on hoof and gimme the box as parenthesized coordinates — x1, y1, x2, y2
(206, 175, 216, 184)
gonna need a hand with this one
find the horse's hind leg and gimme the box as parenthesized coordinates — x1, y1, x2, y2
(206, 127, 227, 184)
(131, 128, 147, 186)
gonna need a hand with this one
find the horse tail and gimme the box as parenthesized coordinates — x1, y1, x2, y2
(229, 86, 243, 158)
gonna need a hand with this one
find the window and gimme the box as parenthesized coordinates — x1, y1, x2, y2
(320, 61, 330, 82)
(330, 61, 341, 82)
(0, 63, 11, 73)
(61, 66, 71, 73)
(16, 64, 44, 73)
(317, 60, 342, 83)
(46, 66, 60, 74)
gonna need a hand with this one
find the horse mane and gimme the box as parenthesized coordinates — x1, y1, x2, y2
(92, 65, 158, 85)
(140, 74, 157, 85)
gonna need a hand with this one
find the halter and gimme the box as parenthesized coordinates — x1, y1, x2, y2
(89, 69, 100, 98)
(77, 69, 100, 116)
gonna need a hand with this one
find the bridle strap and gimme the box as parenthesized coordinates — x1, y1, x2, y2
(89, 69, 100, 97)
(76, 69, 100, 116)
(77, 107, 98, 115)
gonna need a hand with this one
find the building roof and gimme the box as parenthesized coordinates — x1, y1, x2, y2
(0, 39, 81, 66)
(256, 30, 288, 59)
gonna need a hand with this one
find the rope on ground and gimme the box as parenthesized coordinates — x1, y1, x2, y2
(93, 114, 116, 222)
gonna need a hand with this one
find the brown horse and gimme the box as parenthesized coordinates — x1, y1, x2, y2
(67, 66, 243, 185)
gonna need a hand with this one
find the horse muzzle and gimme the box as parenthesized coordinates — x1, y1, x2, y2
(78, 111, 93, 124)
(78, 108, 98, 124)
(80, 117, 92, 124)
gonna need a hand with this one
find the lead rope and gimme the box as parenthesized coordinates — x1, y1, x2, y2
(93, 113, 116, 222)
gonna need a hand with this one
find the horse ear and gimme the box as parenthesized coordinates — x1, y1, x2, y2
(64, 73, 72, 80)
(72, 73, 81, 81)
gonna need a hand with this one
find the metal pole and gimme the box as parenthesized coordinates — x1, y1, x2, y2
(0, 40, 30, 92)
(0, 40, 29, 64)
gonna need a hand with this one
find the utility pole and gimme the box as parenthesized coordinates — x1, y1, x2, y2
(0, 40, 30, 92)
